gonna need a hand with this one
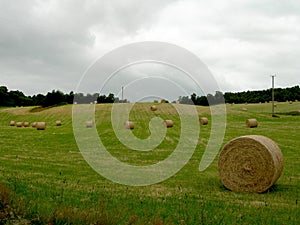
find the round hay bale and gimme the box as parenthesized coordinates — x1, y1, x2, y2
(36, 122, 46, 130)
(32, 122, 37, 128)
(242, 107, 247, 111)
(9, 121, 15, 126)
(55, 120, 62, 126)
(150, 105, 157, 111)
(163, 120, 173, 128)
(218, 135, 284, 193)
(124, 121, 134, 129)
(16, 122, 23, 127)
(86, 121, 93, 128)
(23, 122, 30, 127)
(289, 101, 293, 104)
(199, 117, 208, 125)
(246, 119, 258, 128)
(154, 100, 158, 103)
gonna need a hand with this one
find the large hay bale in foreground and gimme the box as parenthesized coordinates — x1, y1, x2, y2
(218, 135, 284, 193)
(199, 117, 208, 125)
(150, 105, 157, 111)
(86, 121, 93, 128)
(246, 118, 258, 128)
(124, 121, 134, 129)
(16, 122, 23, 127)
(55, 120, 62, 126)
(36, 122, 46, 130)
(9, 121, 15, 126)
(23, 122, 30, 127)
(163, 120, 173, 128)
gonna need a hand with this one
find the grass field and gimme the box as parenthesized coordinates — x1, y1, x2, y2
(0, 102, 299, 224)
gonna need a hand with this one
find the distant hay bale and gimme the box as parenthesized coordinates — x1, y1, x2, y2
(124, 121, 134, 129)
(16, 122, 23, 127)
(9, 121, 15, 126)
(163, 120, 173, 128)
(36, 122, 46, 130)
(289, 101, 293, 104)
(150, 105, 157, 111)
(295, 100, 298, 102)
(161, 99, 166, 103)
(242, 107, 247, 111)
(23, 122, 30, 127)
(154, 100, 158, 103)
(199, 117, 208, 125)
(55, 120, 62, 126)
(246, 119, 258, 128)
(86, 121, 93, 128)
(32, 122, 37, 128)
(218, 135, 284, 193)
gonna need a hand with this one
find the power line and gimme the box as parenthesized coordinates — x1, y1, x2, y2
(271, 75, 276, 117)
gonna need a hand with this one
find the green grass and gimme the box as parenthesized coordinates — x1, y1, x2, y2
(0, 102, 299, 224)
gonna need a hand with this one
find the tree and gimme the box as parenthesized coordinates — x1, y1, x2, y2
(0, 86, 9, 105)
(43, 90, 66, 107)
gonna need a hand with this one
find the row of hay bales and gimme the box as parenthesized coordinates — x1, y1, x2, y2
(85, 105, 210, 129)
(230, 100, 298, 105)
(106, 117, 208, 130)
(9, 120, 62, 130)
(122, 117, 209, 129)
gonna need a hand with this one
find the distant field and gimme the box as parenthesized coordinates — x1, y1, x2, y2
(0, 102, 299, 224)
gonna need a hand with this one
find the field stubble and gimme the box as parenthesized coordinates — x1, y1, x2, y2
(0, 102, 299, 224)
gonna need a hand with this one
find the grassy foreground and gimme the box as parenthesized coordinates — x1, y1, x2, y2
(0, 102, 299, 224)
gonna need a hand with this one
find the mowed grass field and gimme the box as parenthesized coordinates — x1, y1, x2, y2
(0, 102, 299, 224)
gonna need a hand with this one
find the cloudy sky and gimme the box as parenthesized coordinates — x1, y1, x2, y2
(0, 0, 299, 101)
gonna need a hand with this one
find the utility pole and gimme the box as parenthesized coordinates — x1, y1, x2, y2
(271, 75, 276, 117)
(121, 86, 124, 102)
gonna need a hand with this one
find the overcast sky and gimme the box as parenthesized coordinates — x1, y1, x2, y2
(0, 0, 299, 100)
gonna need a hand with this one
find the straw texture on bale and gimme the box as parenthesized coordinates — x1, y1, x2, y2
(86, 121, 93, 128)
(124, 121, 134, 129)
(246, 118, 258, 128)
(9, 121, 15, 126)
(16, 122, 23, 127)
(55, 120, 62, 126)
(36, 122, 46, 130)
(218, 135, 284, 193)
(163, 120, 173, 128)
(23, 122, 30, 127)
(199, 117, 208, 125)
(150, 105, 157, 111)
(32, 122, 37, 128)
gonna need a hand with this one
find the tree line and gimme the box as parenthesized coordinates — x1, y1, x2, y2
(0, 86, 124, 107)
(178, 85, 300, 105)
(0, 85, 299, 107)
